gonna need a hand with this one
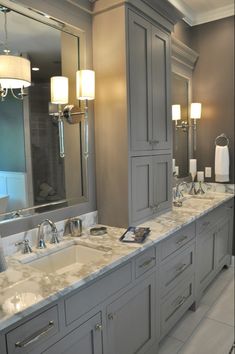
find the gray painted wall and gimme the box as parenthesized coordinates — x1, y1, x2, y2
(191, 17, 234, 184)
(173, 17, 234, 184)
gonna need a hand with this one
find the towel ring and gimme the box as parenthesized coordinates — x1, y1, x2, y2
(215, 133, 229, 147)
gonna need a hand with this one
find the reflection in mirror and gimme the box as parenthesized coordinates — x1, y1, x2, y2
(0, 5, 87, 222)
(171, 36, 199, 179)
(172, 73, 189, 178)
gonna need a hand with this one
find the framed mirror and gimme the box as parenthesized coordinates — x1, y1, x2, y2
(171, 35, 199, 178)
(0, 1, 90, 225)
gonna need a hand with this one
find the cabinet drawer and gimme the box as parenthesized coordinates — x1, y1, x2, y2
(65, 262, 132, 326)
(196, 205, 227, 235)
(160, 223, 195, 260)
(135, 247, 156, 278)
(160, 276, 194, 338)
(160, 242, 195, 296)
(6, 306, 59, 354)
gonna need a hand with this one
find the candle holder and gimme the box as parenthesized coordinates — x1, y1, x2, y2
(189, 173, 197, 195)
(196, 181, 205, 195)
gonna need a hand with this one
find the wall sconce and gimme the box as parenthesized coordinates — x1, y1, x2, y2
(172, 104, 181, 127)
(0, 7, 31, 101)
(49, 70, 95, 158)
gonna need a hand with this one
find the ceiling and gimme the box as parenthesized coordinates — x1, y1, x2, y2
(0, 8, 62, 81)
(168, 0, 234, 26)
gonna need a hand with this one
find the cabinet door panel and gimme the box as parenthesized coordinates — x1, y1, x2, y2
(129, 11, 152, 151)
(153, 154, 172, 213)
(43, 313, 102, 354)
(215, 220, 230, 269)
(152, 28, 171, 150)
(107, 275, 155, 354)
(197, 230, 216, 294)
(131, 156, 153, 222)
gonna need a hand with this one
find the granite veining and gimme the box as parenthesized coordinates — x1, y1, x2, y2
(0, 190, 234, 331)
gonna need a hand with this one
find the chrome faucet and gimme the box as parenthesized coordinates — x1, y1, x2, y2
(173, 182, 187, 207)
(37, 219, 59, 248)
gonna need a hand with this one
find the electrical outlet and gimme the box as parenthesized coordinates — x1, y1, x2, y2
(205, 167, 212, 178)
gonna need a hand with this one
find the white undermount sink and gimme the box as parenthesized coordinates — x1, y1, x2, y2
(21, 244, 107, 274)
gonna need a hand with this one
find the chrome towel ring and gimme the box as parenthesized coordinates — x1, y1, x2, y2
(215, 133, 229, 147)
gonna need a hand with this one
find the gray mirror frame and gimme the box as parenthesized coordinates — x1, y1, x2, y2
(171, 35, 199, 170)
(0, 0, 96, 237)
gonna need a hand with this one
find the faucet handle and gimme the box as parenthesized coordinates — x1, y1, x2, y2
(15, 239, 32, 254)
(50, 230, 60, 244)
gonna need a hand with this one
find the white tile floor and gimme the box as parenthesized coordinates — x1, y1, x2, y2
(159, 265, 234, 354)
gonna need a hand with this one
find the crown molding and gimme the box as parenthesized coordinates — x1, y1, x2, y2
(171, 35, 199, 72)
(168, 0, 235, 26)
(192, 4, 235, 26)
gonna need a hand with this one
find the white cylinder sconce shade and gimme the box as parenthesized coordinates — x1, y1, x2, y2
(0, 55, 31, 89)
(76, 70, 95, 100)
(50, 76, 69, 104)
(190, 103, 202, 119)
(172, 104, 181, 121)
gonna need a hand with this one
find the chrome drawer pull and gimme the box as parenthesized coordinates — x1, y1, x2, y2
(176, 263, 187, 273)
(108, 313, 114, 320)
(176, 236, 188, 245)
(149, 140, 159, 145)
(95, 323, 102, 331)
(15, 321, 54, 348)
(139, 257, 155, 269)
(175, 296, 186, 309)
(172, 296, 186, 311)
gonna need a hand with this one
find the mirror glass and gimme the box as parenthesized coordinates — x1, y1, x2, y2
(172, 73, 189, 178)
(0, 5, 87, 222)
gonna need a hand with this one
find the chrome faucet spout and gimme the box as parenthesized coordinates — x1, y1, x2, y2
(37, 219, 58, 248)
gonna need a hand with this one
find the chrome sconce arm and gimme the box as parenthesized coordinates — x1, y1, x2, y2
(49, 102, 90, 159)
(50, 70, 95, 159)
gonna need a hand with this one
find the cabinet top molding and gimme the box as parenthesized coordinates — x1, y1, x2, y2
(92, 0, 183, 26)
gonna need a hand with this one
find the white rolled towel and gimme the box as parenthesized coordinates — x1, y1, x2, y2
(215, 145, 229, 182)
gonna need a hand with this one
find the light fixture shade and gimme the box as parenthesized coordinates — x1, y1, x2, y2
(76, 70, 95, 100)
(0, 55, 31, 89)
(190, 103, 201, 119)
(50, 76, 69, 104)
(172, 104, 181, 121)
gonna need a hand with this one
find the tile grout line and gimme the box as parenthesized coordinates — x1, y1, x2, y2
(172, 275, 234, 351)
(204, 316, 234, 328)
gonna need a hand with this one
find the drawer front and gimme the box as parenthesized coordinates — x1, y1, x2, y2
(160, 242, 195, 297)
(6, 306, 59, 354)
(160, 276, 195, 339)
(196, 205, 227, 235)
(135, 247, 156, 278)
(65, 262, 132, 326)
(161, 223, 195, 260)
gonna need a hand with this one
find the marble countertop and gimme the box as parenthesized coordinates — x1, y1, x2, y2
(0, 191, 234, 331)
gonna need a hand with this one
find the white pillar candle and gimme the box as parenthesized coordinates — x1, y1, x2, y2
(172, 159, 176, 173)
(175, 166, 179, 176)
(189, 159, 197, 175)
(197, 171, 204, 182)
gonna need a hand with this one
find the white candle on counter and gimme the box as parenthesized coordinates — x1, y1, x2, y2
(172, 159, 176, 173)
(175, 166, 179, 176)
(189, 159, 197, 175)
(197, 171, 204, 182)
